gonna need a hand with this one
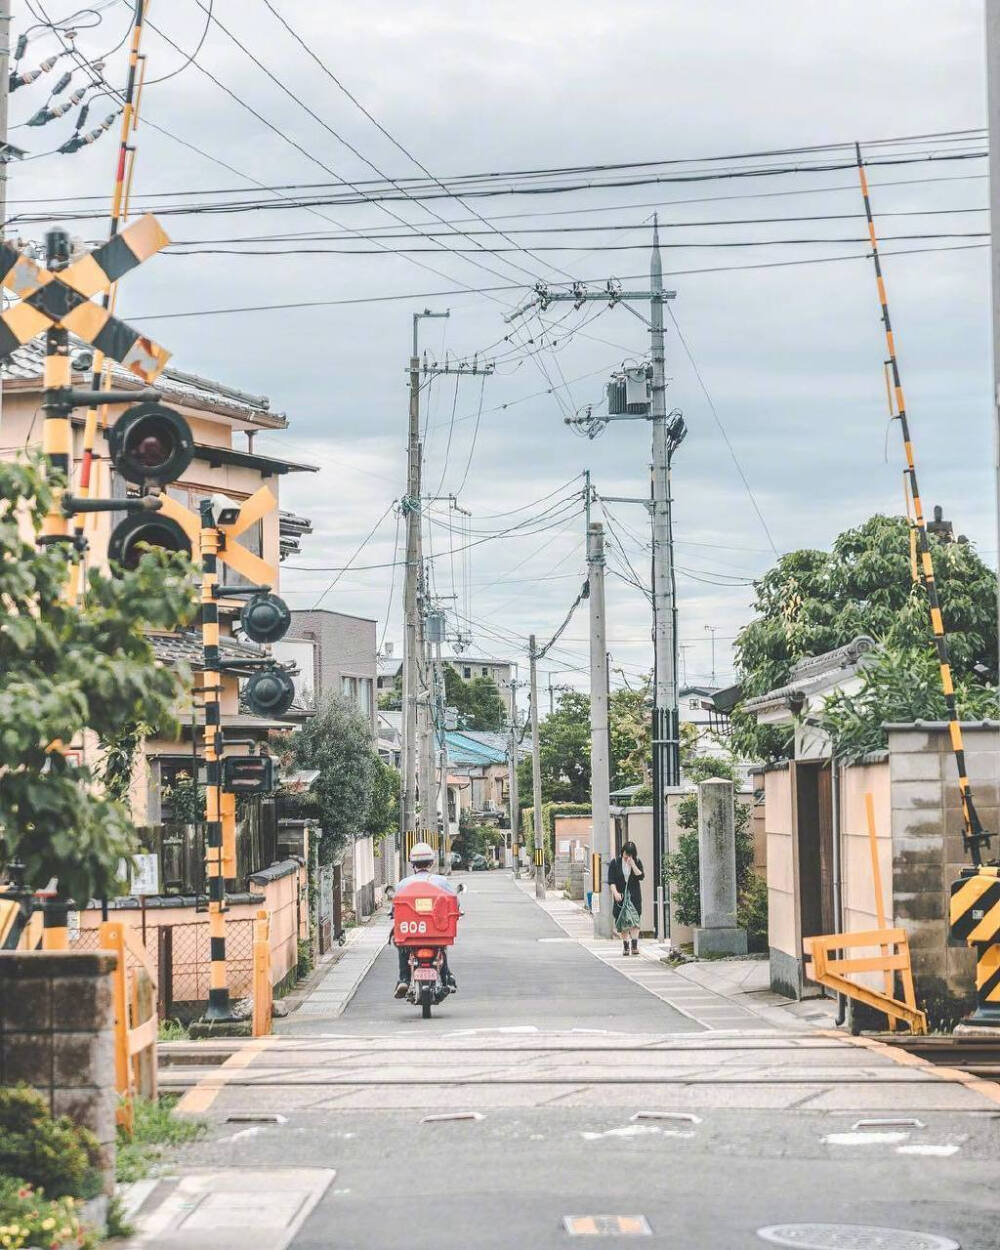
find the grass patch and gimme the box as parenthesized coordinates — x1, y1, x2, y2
(157, 1019, 189, 1042)
(116, 1096, 204, 1184)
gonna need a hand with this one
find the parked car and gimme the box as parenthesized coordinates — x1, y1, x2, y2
(448, 852, 463, 869)
(469, 854, 490, 871)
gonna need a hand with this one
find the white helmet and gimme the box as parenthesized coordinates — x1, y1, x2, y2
(409, 840, 435, 868)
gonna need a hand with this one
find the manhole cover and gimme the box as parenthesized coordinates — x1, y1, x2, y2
(757, 1226, 959, 1250)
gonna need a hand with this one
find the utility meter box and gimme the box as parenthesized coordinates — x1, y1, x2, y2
(426, 611, 446, 644)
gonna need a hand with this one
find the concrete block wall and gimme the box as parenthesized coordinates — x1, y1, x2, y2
(0, 951, 118, 1191)
(887, 724, 998, 1026)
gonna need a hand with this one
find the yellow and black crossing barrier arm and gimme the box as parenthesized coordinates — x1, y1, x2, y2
(856, 142, 991, 867)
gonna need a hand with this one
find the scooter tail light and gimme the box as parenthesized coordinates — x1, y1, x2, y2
(416, 948, 435, 959)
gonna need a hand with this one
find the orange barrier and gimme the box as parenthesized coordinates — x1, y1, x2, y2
(252, 909, 273, 1037)
(99, 920, 158, 1130)
(805, 927, 927, 1034)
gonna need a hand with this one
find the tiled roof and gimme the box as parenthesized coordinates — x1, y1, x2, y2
(741, 635, 878, 716)
(2, 339, 286, 428)
(148, 631, 267, 671)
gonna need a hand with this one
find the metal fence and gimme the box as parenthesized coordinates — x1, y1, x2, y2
(70, 916, 255, 1017)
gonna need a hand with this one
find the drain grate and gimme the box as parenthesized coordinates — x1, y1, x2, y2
(757, 1226, 959, 1250)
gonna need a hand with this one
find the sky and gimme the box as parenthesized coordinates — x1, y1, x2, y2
(4, 0, 996, 699)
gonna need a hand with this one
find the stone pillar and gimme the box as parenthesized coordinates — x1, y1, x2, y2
(694, 778, 748, 957)
(0, 951, 118, 1192)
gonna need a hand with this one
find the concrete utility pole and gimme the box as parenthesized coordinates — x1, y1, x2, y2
(529, 634, 545, 900)
(401, 309, 448, 880)
(507, 674, 520, 875)
(433, 634, 452, 874)
(417, 560, 436, 847)
(705, 624, 718, 687)
(510, 226, 683, 938)
(987, 0, 1000, 693)
(0, 0, 11, 434)
(588, 523, 613, 938)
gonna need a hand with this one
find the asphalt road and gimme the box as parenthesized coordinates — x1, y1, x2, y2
(159, 873, 1000, 1250)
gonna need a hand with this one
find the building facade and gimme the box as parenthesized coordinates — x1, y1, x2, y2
(278, 609, 378, 730)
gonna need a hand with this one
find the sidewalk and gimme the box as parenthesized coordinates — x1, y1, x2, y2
(279, 909, 391, 1022)
(519, 878, 836, 1031)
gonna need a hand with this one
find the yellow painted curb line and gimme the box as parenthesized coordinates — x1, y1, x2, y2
(818, 1030, 1000, 1108)
(174, 1036, 275, 1116)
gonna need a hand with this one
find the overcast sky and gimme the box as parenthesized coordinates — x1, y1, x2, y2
(7, 0, 996, 696)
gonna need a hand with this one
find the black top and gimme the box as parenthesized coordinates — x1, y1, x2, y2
(607, 855, 644, 917)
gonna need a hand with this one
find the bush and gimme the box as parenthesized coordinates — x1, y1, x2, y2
(0, 1088, 102, 1201)
(297, 938, 314, 980)
(0, 1177, 97, 1250)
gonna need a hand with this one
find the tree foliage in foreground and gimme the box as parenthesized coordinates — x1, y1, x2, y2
(0, 455, 195, 902)
(732, 514, 998, 761)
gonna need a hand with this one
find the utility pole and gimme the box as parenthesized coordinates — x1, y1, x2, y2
(588, 523, 612, 938)
(507, 674, 520, 876)
(433, 632, 452, 874)
(987, 0, 1000, 696)
(401, 308, 448, 881)
(417, 560, 436, 849)
(529, 634, 545, 900)
(0, 0, 12, 435)
(510, 225, 683, 938)
(705, 624, 718, 687)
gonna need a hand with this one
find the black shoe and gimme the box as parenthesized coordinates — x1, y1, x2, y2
(631, 939, 639, 955)
(446, 974, 458, 992)
(622, 942, 630, 956)
(394, 980, 408, 999)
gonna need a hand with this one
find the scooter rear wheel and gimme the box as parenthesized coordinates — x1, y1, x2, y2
(420, 985, 432, 1019)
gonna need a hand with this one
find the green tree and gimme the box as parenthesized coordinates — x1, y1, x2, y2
(364, 756, 400, 842)
(732, 515, 998, 761)
(442, 665, 506, 732)
(518, 689, 591, 804)
(0, 455, 195, 902)
(609, 678, 651, 790)
(819, 645, 995, 763)
(282, 693, 376, 863)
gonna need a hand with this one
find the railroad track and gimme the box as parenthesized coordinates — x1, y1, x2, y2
(875, 1034, 1000, 1080)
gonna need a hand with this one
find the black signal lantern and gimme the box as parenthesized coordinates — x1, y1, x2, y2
(108, 511, 191, 570)
(240, 592, 291, 645)
(107, 402, 194, 487)
(244, 667, 295, 718)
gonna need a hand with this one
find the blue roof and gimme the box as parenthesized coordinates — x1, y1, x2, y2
(444, 730, 508, 766)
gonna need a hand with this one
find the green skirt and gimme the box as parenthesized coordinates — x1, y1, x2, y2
(614, 895, 640, 932)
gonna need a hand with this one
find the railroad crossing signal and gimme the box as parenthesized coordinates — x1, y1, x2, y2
(0, 214, 171, 380)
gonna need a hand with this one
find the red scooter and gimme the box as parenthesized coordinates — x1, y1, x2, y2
(388, 879, 464, 1018)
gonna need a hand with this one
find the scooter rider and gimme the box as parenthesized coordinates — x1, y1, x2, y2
(393, 841, 458, 999)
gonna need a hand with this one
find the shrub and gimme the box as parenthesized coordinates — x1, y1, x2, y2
(297, 938, 314, 980)
(115, 1096, 204, 1184)
(0, 1177, 97, 1250)
(0, 1088, 102, 1201)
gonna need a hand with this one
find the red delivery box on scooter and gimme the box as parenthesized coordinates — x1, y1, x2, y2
(393, 881, 460, 947)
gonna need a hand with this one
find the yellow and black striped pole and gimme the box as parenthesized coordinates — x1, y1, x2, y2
(71, 0, 148, 594)
(39, 228, 74, 949)
(857, 142, 990, 866)
(200, 500, 231, 1020)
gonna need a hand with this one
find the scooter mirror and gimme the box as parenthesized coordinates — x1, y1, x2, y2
(385, 885, 395, 899)
(456, 882, 466, 894)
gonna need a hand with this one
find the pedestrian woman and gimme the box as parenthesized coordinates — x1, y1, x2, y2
(608, 840, 644, 956)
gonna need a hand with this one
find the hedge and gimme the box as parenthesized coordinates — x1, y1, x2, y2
(520, 801, 592, 855)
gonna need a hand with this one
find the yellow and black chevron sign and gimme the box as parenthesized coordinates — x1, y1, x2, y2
(977, 942, 1000, 1005)
(534, 847, 544, 868)
(950, 866, 1000, 944)
(0, 214, 170, 381)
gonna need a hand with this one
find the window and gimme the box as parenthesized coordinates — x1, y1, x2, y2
(463, 666, 471, 679)
(359, 678, 373, 716)
(481, 667, 488, 677)
(342, 675, 357, 700)
(689, 698, 701, 710)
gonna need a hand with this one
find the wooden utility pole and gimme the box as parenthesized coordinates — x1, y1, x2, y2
(529, 635, 544, 900)
(987, 0, 1000, 696)
(588, 523, 612, 938)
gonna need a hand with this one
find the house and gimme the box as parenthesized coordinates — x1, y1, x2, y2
(377, 641, 403, 697)
(0, 340, 318, 826)
(444, 730, 510, 825)
(742, 635, 983, 1018)
(377, 643, 512, 697)
(275, 608, 378, 729)
(1, 342, 319, 1008)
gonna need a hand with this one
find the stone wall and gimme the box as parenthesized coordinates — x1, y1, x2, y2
(0, 951, 117, 1190)
(887, 722, 998, 1026)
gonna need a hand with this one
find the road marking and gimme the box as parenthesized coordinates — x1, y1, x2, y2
(823, 1131, 910, 1145)
(564, 1215, 652, 1236)
(581, 1124, 693, 1140)
(852, 1116, 923, 1129)
(896, 1143, 961, 1156)
(420, 1111, 485, 1123)
(175, 1037, 275, 1116)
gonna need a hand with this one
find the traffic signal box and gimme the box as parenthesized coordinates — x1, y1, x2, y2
(222, 755, 276, 795)
(950, 866, 1000, 1024)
